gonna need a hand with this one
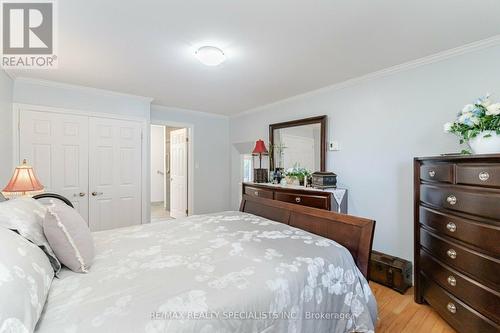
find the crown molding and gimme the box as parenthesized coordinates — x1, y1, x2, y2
(151, 103, 229, 120)
(13, 77, 154, 103)
(232, 34, 500, 118)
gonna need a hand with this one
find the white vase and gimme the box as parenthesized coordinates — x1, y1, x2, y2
(468, 131, 500, 154)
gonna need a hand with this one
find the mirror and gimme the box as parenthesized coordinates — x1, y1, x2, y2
(269, 116, 326, 172)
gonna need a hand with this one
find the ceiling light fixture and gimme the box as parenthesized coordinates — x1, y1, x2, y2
(195, 46, 226, 66)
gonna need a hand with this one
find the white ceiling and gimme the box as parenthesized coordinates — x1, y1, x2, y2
(9, 0, 500, 115)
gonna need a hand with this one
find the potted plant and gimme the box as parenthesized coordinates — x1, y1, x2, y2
(444, 94, 500, 154)
(285, 165, 311, 186)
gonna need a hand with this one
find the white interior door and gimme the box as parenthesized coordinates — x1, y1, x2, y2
(150, 125, 165, 203)
(170, 128, 188, 219)
(89, 117, 142, 231)
(19, 110, 89, 222)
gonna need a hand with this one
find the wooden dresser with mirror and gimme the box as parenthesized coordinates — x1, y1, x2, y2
(248, 115, 347, 213)
(414, 154, 500, 333)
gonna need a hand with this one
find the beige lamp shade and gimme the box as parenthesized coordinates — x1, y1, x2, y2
(2, 159, 44, 196)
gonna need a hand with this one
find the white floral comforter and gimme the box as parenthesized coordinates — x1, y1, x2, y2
(36, 211, 377, 333)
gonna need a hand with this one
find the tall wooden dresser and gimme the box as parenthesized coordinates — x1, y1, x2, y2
(414, 155, 500, 333)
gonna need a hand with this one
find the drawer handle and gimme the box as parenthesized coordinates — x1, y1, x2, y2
(447, 302, 457, 314)
(295, 197, 301, 203)
(479, 171, 490, 182)
(446, 195, 457, 205)
(254, 191, 259, 196)
(428, 170, 436, 178)
(446, 222, 457, 233)
(447, 275, 457, 287)
(447, 249, 457, 259)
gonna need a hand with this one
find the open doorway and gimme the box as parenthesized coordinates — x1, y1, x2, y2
(150, 124, 189, 222)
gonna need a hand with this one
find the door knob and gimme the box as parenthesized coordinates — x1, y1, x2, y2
(75, 192, 86, 197)
(91, 192, 103, 196)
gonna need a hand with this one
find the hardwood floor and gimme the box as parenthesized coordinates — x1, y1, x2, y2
(371, 282, 456, 333)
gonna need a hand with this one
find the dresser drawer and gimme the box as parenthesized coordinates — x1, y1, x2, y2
(420, 229, 500, 289)
(244, 186, 273, 199)
(456, 163, 500, 188)
(419, 206, 500, 255)
(420, 163, 454, 183)
(420, 249, 500, 324)
(422, 275, 500, 333)
(274, 192, 328, 210)
(420, 184, 500, 220)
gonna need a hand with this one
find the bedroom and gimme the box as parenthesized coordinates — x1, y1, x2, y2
(0, 1, 499, 332)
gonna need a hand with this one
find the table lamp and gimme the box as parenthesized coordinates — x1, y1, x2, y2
(2, 159, 44, 198)
(252, 140, 269, 183)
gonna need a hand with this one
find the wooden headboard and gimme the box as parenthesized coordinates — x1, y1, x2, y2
(240, 194, 375, 278)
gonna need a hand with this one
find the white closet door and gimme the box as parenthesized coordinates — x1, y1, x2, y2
(19, 110, 90, 222)
(89, 117, 142, 231)
(170, 128, 188, 219)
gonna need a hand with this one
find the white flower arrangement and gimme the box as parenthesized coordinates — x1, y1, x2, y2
(444, 94, 500, 152)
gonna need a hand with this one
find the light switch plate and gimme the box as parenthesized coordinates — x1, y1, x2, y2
(329, 141, 340, 151)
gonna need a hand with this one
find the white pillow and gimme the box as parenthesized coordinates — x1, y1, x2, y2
(0, 226, 54, 332)
(0, 197, 61, 274)
(43, 202, 95, 273)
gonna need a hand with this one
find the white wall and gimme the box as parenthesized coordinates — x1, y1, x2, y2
(151, 105, 230, 214)
(13, 78, 152, 119)
(230, 44, 500, 262)
(150, 125, 165, 203)
(0, 71, 13, 186)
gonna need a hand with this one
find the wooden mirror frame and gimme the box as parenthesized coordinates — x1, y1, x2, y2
(269, 115, 327, 171)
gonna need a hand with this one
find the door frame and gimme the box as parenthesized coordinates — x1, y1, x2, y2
(12, 103, 149, 225)
(150, 120, 194, 217)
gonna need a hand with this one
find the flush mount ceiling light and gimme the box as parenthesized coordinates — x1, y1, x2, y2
(195, 46, 226, 66)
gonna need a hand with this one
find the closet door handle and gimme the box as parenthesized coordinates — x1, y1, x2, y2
(74, 192, 86, 197)
(91, 192, 103, 196)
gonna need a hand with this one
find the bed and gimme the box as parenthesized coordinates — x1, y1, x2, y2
(31, 194, 377, 333)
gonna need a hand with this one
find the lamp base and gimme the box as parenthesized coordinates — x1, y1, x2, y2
(253, 169, 269, 183)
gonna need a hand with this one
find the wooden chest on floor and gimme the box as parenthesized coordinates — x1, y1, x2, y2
(414, 155, 500, 333)
(369, 251, 412, 294)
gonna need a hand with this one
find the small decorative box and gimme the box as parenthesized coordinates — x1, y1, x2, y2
(312, 172, 337, 188)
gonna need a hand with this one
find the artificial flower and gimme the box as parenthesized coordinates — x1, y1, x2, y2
(486, 103, 500, 116)
(476, 93, 492, 107)
(458, 114, 479, 127)
(461, 104, 475, 114)
(443, 122, 453, 133)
